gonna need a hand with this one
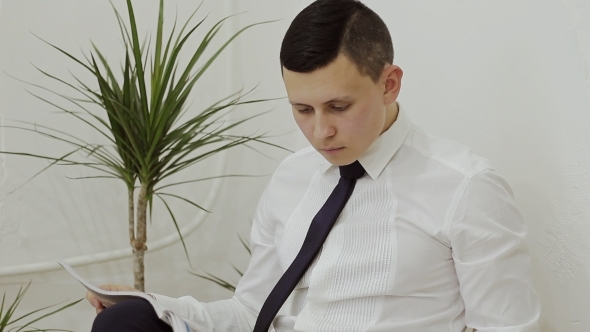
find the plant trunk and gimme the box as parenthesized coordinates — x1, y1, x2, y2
(133, 183, 148, 291)
(128, 187, 135, 251)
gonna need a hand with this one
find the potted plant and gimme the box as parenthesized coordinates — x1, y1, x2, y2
(1, 282, 81, 332)
(1, 0, 280, 291)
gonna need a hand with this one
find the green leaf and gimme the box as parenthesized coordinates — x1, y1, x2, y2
(156, 192, 210, 213)
(13, 299, 83, 332)
(3, 1, 285, 288)
(188, 271, 236, 293)
(156, 194, 192, 268)
(0, 282, 79, 332)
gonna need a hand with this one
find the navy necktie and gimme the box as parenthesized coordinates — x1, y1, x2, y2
(253, 160, 366, 332)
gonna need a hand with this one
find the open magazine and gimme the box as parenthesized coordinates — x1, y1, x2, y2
(57, 259, 196, 332)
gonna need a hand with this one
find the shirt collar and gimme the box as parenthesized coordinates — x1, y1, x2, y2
(317, 103, 412, 179)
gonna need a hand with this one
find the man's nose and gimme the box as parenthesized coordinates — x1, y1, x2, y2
(313, 113, 336, 139)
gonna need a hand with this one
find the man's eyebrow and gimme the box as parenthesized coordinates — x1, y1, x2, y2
(324, 96, 353, 104)
(289, 101, 310, 106)
(289, 96, 353, 106)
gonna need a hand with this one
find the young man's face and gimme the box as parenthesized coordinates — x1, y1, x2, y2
(283, 54, 400, 166)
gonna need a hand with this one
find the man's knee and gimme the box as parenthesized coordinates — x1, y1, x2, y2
(92, 298, 171, 332)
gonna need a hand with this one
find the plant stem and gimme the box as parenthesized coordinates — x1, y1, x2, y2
(128, 187, 135, 248)
(133, 183, 148, 291)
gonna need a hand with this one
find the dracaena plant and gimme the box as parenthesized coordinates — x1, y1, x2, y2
(189, 233, 251, 293)
(0, 282, 81, 332)
(1, 0, 281, 291)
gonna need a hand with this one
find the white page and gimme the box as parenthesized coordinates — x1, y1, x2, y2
(57, 259, 155, 307)
(57, 259, 199, 332)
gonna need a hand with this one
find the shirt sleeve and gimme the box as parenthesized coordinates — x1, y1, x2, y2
(149, 183, 284, 331)
(449, 169, 541, 332)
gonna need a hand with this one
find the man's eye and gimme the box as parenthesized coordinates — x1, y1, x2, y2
(331, 105, 349, 111)
(297, 108, 312, 114)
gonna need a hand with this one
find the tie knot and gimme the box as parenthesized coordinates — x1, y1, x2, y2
(339, 161, 365, 179)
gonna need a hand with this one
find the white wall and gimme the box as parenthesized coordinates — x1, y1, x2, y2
(370, 1, 590, 330)
(373, 0, 590, 330)
(1, 0, 589, 331)
(0, 0, 295, 330)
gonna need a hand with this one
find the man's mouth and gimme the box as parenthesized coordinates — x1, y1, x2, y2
(321, 147, 344, 154)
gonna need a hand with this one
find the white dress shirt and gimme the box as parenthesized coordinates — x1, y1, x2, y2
(153, 105, 541, 332)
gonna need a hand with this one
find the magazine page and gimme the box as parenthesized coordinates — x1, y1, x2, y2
(57, 259, 197, 332)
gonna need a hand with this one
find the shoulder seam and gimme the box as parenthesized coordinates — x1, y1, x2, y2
(403, 126, 491, 176)
(402, 141, 469, 176)
(443, 167, 494, 246)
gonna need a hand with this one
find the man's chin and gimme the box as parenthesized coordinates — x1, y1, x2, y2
(318, 151, 357, 167)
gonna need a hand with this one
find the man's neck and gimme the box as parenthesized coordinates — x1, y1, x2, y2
(381, 102, 399, 134)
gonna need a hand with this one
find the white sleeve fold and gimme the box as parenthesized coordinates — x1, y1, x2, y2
(450, 169, 541, 331)
(150, 293, 257, 332)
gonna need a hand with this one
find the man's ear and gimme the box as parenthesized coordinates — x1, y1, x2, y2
(382, 64, 403, 105)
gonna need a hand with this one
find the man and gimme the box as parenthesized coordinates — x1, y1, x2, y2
(88, 0, 541, 331)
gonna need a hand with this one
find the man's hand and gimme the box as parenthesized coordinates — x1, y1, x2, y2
(86, 284, 140, 314)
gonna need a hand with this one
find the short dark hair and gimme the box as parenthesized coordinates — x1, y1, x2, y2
(280, 0, 394, 82)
